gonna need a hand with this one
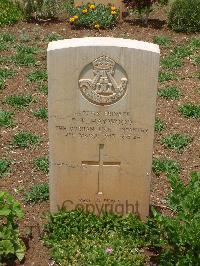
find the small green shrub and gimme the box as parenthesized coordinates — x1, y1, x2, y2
(168, 0, 200, 32)
(155, 118, 165, 133)
(188, 37, 200, 49)
(0, 109, 14, 127)
(12, 131, 41, 148)
(0, 33, 16, 43)
(160, 55, 182, 69)
(0, 0, 23, 25)
(178, 103, 200, 118)
(24, 183, 49, 204)
(148, 172, 200, 265)
(159, 71, 178, 82)
(162, 133, 191, 152)
(0, 191, 25, 263)
(0, 79, 5, 90)
(43, 210, 145, 265)
(46, 33, 63, 42)
(12, 52, 36, 66)
(19, 32, 31, 43)
(27, 70, 48, 82)
(68, 3, 119, 29)
(39, 84, 48, 94)
(152, 158, 180, 176)
(23, 0, 60, 21)
(154, 35, 171, 46)
(5, 95, 34, 108)
(171, 45, 193, 58)
(0, 42, 8, 52)
(158, 86, 181, 100)
(33, 108, 48, 120)
(34, 157, 49, 173)
(193, 55, 200, 66)
(0, 159, 11, 177)
(0, 69, 16, 80)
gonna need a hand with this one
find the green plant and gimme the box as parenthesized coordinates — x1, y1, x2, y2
(0, 159, 11, 177)
(171, 45, 193, 58)
(16, 44, 39, 54)
(158, 86, 181, 99)
(12, 131, 41, 148)
(155, 118, 165, 133)
(168, 0, 200, 32)
(154, 35, 171, 46)
(39, 84, 48, 94)
(46, 33, 63, 42)
(68, 3, 119, 29)
(24, 183, 49, 204)
(12, 52, 36, 66)
(0, 79, 6, 90)
(188, 37, 200, 49)
(0, 69, 16, 80)
(0, 42, 8, 52)
(160, 55, 182, 69)
(152, 158, 180, 176)
(0, 33, 16, 43)
(0, 191, 25, 262)
(23, 0, 60, 21)
(192, 55, 200, 65)
(0, 109, 14, 128)
(33, 157, 49, 173)
(5, 95, 34, 108)
(0, 0, 23, 25)
(162, 133, 191, 152)
(148, 172, 200, 265)
(19, 32, 31, 43)
(27, 70, 48, 82)
(33, 108, 48, 120)
(158, 71, 178, 82)
(43, 210, 145, 265)
(178, 103, 200, 118)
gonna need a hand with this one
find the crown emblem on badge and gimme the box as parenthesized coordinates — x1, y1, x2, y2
(93, 55, 115, 71)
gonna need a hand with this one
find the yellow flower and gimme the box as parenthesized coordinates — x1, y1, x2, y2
(89, 4, 95, 9)
(111, 10, 117, 15)
(74, 15, 78, 20)
(69, 17, 75, 23)
(111, 6, 116, 11)
(94, 24, 100, 29)
(82, 8, 88, 13)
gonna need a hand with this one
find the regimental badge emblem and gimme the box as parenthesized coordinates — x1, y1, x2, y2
(79, 56, 128, 106)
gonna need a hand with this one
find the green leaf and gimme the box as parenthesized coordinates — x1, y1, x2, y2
(0, 206, 11, 216)
(15, 240, 26, 261)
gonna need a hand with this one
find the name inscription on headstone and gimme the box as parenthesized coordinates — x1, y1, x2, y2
(54, 111, 148, 140)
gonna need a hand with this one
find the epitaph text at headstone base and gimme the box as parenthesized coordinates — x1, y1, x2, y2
(48, 37, 160, 220)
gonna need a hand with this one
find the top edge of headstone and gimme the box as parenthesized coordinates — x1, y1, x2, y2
(47, 37, 160, 54)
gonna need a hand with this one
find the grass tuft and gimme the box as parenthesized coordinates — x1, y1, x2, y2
(33, 157, 49, 173)
(178, 103, 200, 118)
(33, 108, 48, 120)
(162, 133, 191, 152)
(154, 35, 171, 46)
(155, 118, 165, 133)
(158, 86, 181, 100)
(27, 70, 48, 83)
(24, 183, 49, 204)
(0, 109, 14, 127)
(152, 158, 181, 176)
(0, 158, 11, 177)
(5, 95, 34, 108)
(12, 131, 41, 148)
(159, 71, 178, 82)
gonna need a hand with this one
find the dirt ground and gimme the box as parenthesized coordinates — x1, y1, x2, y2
(0, 7, 200, 265)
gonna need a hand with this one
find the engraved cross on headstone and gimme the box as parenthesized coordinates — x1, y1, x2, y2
(82, 144, 121, 194)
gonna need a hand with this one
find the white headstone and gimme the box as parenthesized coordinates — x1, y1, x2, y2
(48, 37, 160, 219)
